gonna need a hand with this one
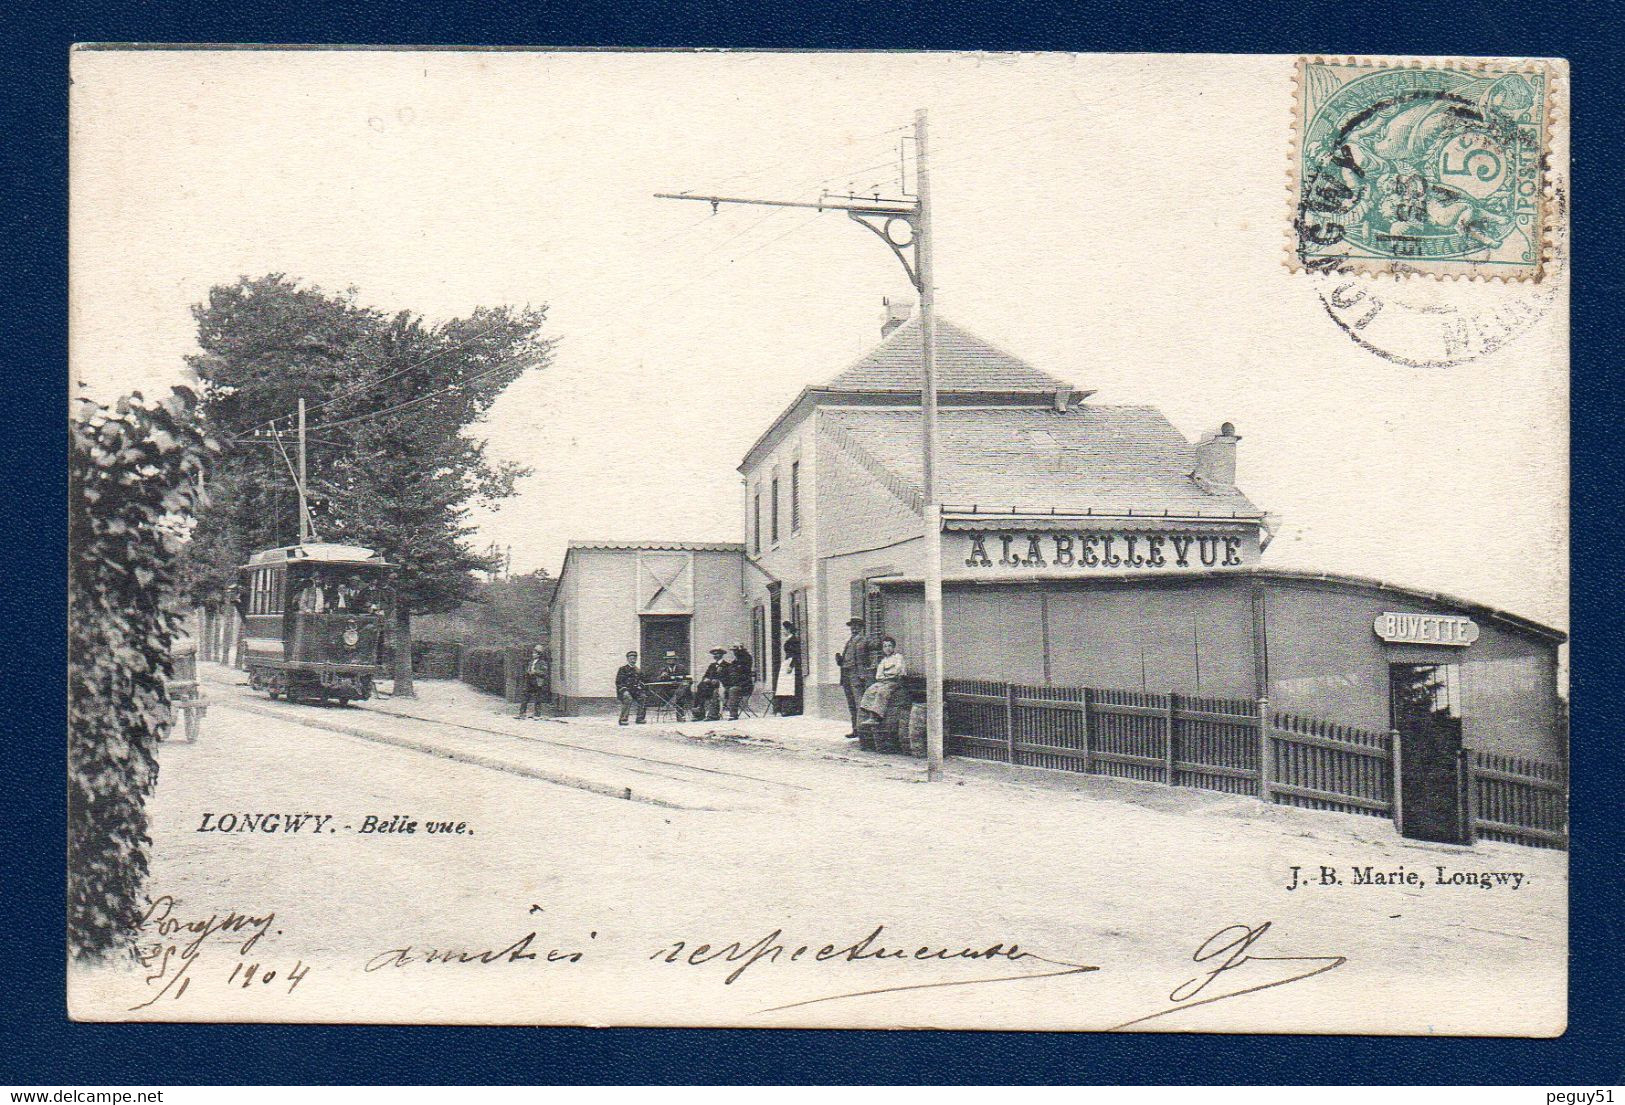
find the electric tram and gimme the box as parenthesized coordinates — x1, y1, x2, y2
(234, 543, 393, 703)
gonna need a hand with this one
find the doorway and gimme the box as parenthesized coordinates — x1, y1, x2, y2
(767, 583, 783, 685)
(1389, 662, 1466, 844)
(640, 615, 691, 677)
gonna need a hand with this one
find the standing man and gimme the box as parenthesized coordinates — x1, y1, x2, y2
(723, 641, 753, 720)
(694, 646, 728, 721)
(615, 650, 647, 726)
(836, 616, 876, 739)
(517, 644, 550, 719)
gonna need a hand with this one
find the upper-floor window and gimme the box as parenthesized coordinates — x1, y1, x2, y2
(752, 488, 762, 555)
(770, 476, 780, 545)
(790, 460, 801, 532)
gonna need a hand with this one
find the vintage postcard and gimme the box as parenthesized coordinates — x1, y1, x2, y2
(67, 49, 1569, 1033)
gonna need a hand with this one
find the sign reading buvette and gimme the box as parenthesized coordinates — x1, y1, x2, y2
(1374, 611, 1479, 646)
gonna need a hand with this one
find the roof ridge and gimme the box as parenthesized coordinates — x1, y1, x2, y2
(935, 318, 1058, 385)
(826, 314, 1072, 393)
(823, 313, 921, 386)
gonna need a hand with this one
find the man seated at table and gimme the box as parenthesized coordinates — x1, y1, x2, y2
(693, 646, 728, 722)
(723, 642, 753, 720)
(615, 651, 646, 726)
(656, 650, 694, 721)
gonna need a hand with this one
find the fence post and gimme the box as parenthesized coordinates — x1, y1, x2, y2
(1003, 682, 1017, 764)
(1389, 728, 1404, 835)
(1256, 696, 1272, 803)
(1081, 687, 1094, 774)
(1164, 693, 1177, 786)
(1460, 748, 1478, 846)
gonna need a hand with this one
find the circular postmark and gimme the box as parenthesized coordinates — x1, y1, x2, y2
(1307, 182, 1565, 369)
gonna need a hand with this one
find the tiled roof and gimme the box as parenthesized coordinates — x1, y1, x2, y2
(824, 406, 1263, 518)
(826, 316, 1076, 393)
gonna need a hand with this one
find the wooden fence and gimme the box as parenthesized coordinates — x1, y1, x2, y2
(943, 679, 1566, 849)
(1469, 751, 1569, 849)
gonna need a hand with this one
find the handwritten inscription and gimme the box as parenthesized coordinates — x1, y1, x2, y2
(650, 924, 1100, 1012)
(121, 904, 1354, 1029)
(1111, 921, 1346, 1030)
(132, 894, 307, 1012)
(365, 930, 594, 971)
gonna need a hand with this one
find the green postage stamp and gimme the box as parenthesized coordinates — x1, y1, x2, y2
(1291, 57, 1561, 280)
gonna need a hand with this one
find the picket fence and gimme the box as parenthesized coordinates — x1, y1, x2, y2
(943, 679, 1566, 849)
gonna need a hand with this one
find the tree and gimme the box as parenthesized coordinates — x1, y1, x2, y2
(186, 276, 554, 696)
(415, 569, 558, 648)
(70, 389, 214, 958)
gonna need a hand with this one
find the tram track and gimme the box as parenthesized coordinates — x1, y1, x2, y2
(358, 700, 815, 792)
(211, 683, 812, 811)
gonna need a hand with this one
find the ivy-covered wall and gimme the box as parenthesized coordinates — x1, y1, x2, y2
(68, 391, 213, 959)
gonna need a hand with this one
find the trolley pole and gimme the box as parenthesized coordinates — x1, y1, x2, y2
(915, 108, 946, 782)
(297, 397, 310, 545)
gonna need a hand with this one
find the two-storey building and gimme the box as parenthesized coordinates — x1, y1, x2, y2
(550, 304, 1565, 842)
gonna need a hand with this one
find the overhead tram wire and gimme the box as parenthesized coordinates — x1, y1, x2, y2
(302, 209, 827, 437)
(224, 211, 732, 446)
(693, 123, 912, 192)
(242, 212, 796, 441)
(228, 140, 921, 445)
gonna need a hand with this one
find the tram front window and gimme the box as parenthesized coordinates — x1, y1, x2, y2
(294, 575, 387, 615)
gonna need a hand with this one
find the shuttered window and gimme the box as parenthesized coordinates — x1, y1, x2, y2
(790, 461, 801, 532)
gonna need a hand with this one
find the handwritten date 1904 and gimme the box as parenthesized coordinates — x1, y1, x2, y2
(130, 894, 308, 1012)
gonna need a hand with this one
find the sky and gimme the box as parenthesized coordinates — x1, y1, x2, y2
(70, 50, 1568, 630)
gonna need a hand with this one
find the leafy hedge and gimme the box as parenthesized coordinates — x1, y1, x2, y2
(460, 645, 532, 701)
(69, 391, 213, 960)
(379, 639, 462, 679)
(413, 640, 461, 679)
(460, 646, 507, 697)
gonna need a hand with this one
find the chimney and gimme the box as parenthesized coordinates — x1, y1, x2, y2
(1053, 385, 1072, 413)
(881, 296, 913, 337)
(1191, 421, 1240, 492)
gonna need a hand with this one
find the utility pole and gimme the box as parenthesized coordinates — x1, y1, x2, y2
(657, 107, 946, 781)
(913, 109, 946, 781)
(297, 397, 311, 544)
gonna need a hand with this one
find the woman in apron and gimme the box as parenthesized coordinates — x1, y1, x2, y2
(858, 636, 905, 724)
(773, 620, 801, 716)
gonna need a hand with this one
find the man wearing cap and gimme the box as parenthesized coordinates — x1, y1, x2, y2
(836, 617, 877, 738)
(615, 650, 647, 726)
(693, 646, 728, 721)
(517, 644, 550, 719)
(723, 641, 753, 720)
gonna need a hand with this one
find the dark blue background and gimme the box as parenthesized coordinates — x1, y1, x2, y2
(10, 1, 1620, 1086)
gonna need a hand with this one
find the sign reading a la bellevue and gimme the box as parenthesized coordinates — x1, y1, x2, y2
(953, 527, 1259, 575)
(1374, 611, 1480, 647)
